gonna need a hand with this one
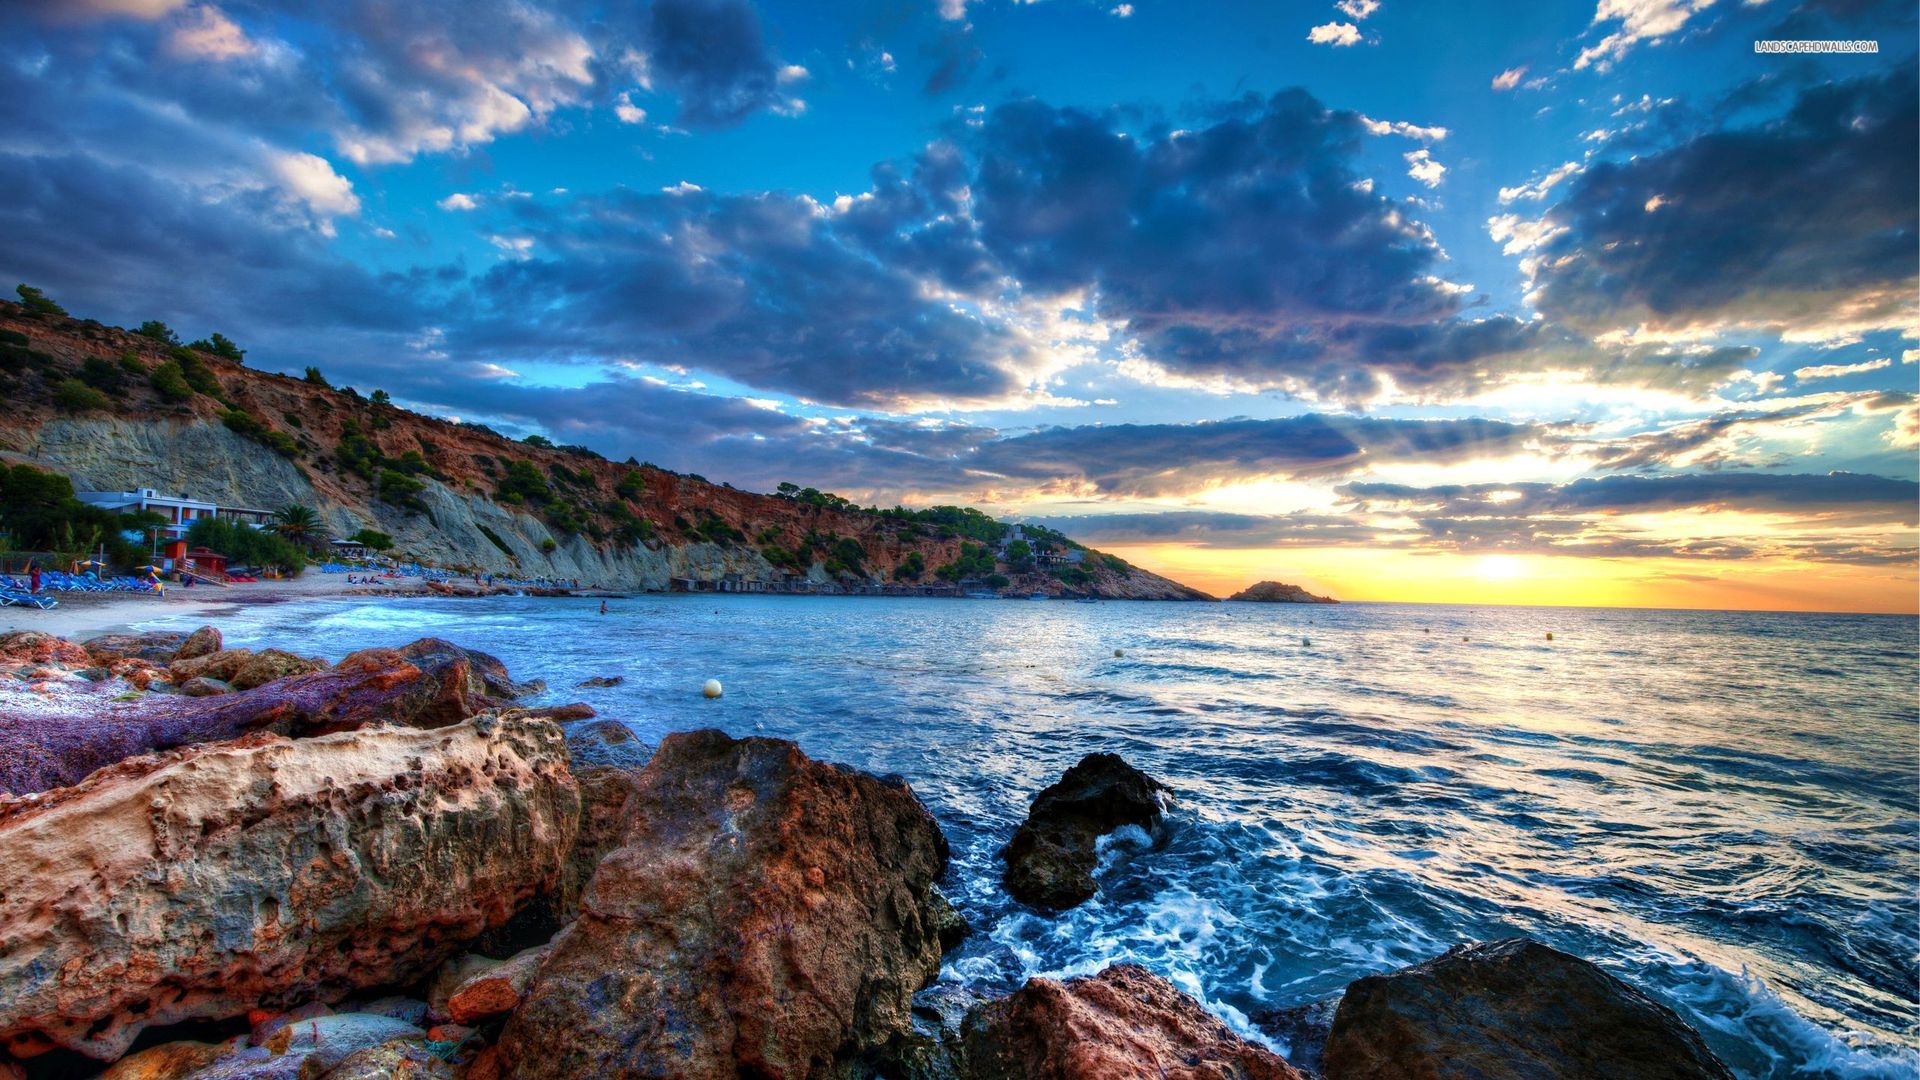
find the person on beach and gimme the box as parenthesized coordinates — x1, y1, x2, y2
(27, 561, 40, 593)
(600, 600, 608, 615)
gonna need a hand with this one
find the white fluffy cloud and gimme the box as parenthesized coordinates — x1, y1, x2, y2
(165, 5, 258, 60)
(1576, 0, 1716, 71)
(1491, 66, 1526, 90)
(1308, 21, 1361, 46)
(437, 192, 479, 211)
(267, 150, 360, 231)
(1404, 148, 1446, 187)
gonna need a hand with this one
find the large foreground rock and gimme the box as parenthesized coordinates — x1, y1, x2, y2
(1003, 753, 1169, 909)
(0, 714, 579, 1060)
(961, 964, 1303, 1080)
(0, 636, 529, 794)
(1320, 938, 1734, 1080)
(498, 729, 951, 1079)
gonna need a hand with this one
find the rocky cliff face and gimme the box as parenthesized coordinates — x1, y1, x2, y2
(0, 303, 1209, 598)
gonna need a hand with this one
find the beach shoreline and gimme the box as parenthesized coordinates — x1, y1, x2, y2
(0, 573, 456, 639)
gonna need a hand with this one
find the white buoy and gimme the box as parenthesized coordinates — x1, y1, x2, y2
(702, 678, 723, 699)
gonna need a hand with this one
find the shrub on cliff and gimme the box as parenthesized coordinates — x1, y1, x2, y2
(134, 320, 181, 346)
(53, 378, 112, 411)
(893, 551, 926, 580)
(15, 283, 65, 316)
(149, 361, 193, 402)
(186, 332, 246, 362)
(77, 356, 126, 396)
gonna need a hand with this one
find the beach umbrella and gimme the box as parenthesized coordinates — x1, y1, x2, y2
(133, 564, 163, 575)
(77, 558, 107, 570)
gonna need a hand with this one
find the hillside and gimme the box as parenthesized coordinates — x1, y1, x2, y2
(0, 299, 1211, 600)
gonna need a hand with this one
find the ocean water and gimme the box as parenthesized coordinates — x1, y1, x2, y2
(139, 595, 1919, 1078)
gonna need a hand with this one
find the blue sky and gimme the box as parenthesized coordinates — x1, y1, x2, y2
(3, 0, 1916, 607)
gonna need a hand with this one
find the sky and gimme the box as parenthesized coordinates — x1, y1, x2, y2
(2, 0, 1916, 611)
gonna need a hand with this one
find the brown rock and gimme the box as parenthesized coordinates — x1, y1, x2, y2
(82, 631, 190, 665)
(1003, 753, 1169, 910)
(320, 1038, 457, 1080)
(179, 676, 233, 697)
(498, 729, 950, 1079)
(230, 648, 329, 690)
(173, 625, 223, 661)
(447, 945, 549, 1024)
(0, 636, 531, 795)
(168, 647, 254, 683)
(463, 1045, 503, 1080)
(428, 954, 506, 1025)
(1226, 581, 1337, 604)
(95, 1038, 239, 1080)
(0, 714, 580, 1060)
(575, 675, 623, 687)
(962, 964, 1302, 1080)
(0, 631, 90, 668)
(1319, 939, 1734, 1080)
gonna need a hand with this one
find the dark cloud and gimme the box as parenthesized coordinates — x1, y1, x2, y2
(1344, 472, 1920, 522)
(1025, 511, 1383, 549)
(1515, 63, 1918, 338)
(457, 185, 1036, 410)
(645, 0, 793, 127)
(920, 27, 981, 96)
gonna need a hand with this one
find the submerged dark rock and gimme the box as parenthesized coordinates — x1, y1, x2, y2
(1320, 938, 1734, 1080)
(1003, 752, 1169, 909)
(1252, 997, 1338, 1077)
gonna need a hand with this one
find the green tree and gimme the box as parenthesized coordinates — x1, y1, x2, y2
(184, 517, 305, 573)
(892, 551, 926, 580)
(522, 434, 555, 449)
(187, 333, 244, 361)
(349, 528, 393, 550)
(14, 284, 65, 316)
(1005, 539, 1034, 573)
(370, 389, 392, 406)
(78, 356, 126, 396)
(303, 366, 331, 388)
(135, 321, 181, 346)
(273, 504, 323, 550)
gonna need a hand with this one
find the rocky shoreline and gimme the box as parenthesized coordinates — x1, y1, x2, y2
(0, 627, 1737, 1079)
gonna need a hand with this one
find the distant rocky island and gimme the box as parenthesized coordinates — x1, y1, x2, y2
(1228, 580, 1338, 603)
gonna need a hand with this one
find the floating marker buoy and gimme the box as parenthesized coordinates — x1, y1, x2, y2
(1462, 636, 1469, 642)
(1302, 637, 1311, 646)
(1114, 649, 1124, 658)
(1546, 632, 1554, 641)
(702, 678, 723, 699)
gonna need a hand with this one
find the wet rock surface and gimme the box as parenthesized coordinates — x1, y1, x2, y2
(0, 715, 579, 1060)
(1320, 938, 1735, 1080)
(1002, 752, 1169, 909)
(498, 728, 951, 1080)
(961, 964, 1304, 1080)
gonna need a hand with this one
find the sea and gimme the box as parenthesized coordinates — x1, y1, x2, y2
(134, 594, 1920, 1078)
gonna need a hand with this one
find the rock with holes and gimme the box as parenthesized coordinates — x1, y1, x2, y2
(0, 714, 579, 1061)
(960, 964, 1304, 1080)
(167, 648, 254, 684)
(447, 944, 550, 1024)
(497, 729, 951, 1079)
(81, 632, 191, 665)
(229, 649, 328, 691)
(1319, 939, 1735, 1080)
(1002, 753, 1169, 910)
(0, 636, 534, 796)
(0, 631, 90, 670)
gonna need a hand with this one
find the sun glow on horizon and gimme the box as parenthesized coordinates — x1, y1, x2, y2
(1096, 543, 1920, 615)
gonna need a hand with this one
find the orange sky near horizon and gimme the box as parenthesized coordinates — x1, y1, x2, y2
(1101, 544, 1920, 615)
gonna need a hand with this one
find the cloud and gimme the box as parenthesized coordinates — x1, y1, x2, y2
(1307, 21, 1362, 46)
(266, 150, 360, 231)
(1491, 66, 1527, 91)
(613, 92, 648, 124)
(1575, 0, 1717, 71)
(437, 192, 479, 211)
(1497, 160, 1579, 203)
(1336, 0, 1380, 19)
(643, 0, 795, 127)
(1403, 149, 1445, 187)
(1794, 357, 1892, 382)
(1504, 64, 1918, 342)
(165, 4, 258, 60)
(922, 27, 983, 96)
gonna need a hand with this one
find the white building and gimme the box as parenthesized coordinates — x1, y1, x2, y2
(76, 488, 219, 540)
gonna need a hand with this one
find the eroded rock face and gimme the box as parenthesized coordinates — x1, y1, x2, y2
(173, 625, 222, 661)
(1003, 753, 1169, 909)
(81, 631, 190, 665)
(0, 715, 580, 1060)
(962, 964, 1303, 1080)
(229, 648, 328, 691)
(0, 631, 90, 669)
(0, 635, 528, 795)
(448, 944, 550, 1024)
(1319, 939, 1734, 1080)
(498, 729, 951, 1080)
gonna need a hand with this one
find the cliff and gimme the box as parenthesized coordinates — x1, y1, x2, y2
(0, 302, 1211, 599)
(1227, 581, 1337, 603)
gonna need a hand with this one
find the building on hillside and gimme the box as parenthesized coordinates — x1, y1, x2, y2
(77, 488, 215, 540)
(77, 488, 279, 540)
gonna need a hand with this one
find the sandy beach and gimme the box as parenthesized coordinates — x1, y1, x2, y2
(0, 573, 440, 639)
